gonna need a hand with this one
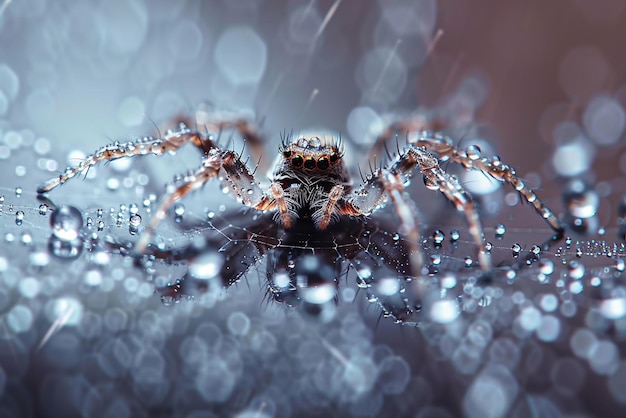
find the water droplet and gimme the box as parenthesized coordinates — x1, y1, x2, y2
(568, 260, 585, 279)
(464, 256, 473, 267)
(14, 186, 22, 197)
(30, 248, 50, 267)
(174, 203, 185, 216)
(563, 180, 599, 219)
(466, 145, 481, 160)
(530, 245, 541, 256)
(129, 214, 142, 227)
(450, 229, 460, 242)
(48, 236, 83, 261)
(207, 211, 215, 219)
(392, 233, 400, 241)
(38, 204, 49, 215)
(495, 223, 506, 237)
(539, 259, 554, 275)
(485, 242, 493, 252)
(50, 205, 83, 241)
(15, 210, 24, 225)
(511, 243, 521, 257)
(423, 175, 438, 190)
(431, 254, 441, 265)
(189, 252, 224, 279)
(433, 229, 445, 245)
(615, 258, 625, 273)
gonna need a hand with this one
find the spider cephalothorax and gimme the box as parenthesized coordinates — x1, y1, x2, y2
(271, 134, 351, 230)
(37, 119, 563, 277)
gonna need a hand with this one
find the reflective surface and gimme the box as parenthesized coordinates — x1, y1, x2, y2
(1, 1, 626, 417)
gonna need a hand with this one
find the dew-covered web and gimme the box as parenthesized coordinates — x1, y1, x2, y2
(2, 0, 626, 417)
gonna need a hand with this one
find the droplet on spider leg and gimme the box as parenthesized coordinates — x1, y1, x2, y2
(465, 145, 481, 160)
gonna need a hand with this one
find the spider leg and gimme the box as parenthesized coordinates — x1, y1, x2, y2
(37, 123, 216, 194)
(409, 132, 564, 238)
(135, 149, 275, 253)
(343, 168, 425, 276)
(346, 145, 491, 273)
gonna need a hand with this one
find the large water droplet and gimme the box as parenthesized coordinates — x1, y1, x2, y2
(50, 205, 83, 241)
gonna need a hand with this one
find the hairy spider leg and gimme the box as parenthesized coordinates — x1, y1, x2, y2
(36, 123, 215, 194)
(346, 145, 491, 273)
(410, 132, 564, 238)
(135, 148, 275, 253)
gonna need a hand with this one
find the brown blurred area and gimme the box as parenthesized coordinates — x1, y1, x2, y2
(422, 0, 626, 176)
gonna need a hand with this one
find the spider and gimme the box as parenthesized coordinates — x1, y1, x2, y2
(37, 119, 563, 279)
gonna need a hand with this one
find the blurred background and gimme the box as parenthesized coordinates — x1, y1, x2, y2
(0, 0, 626, 417)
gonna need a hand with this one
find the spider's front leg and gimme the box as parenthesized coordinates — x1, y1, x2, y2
(346, 146, 491, 275)
(410, 132, 564, 240)
(36, 123, 215, 194)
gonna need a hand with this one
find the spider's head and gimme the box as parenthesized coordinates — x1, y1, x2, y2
(279, 135, 343, 172)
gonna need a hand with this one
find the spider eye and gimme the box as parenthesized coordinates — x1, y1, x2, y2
(303, 158, 316, 170)
(282, 150, 292, 158)
(291, 154, 303, 167)
(317, 157, 329, 170)
(329, 153, 338, 163)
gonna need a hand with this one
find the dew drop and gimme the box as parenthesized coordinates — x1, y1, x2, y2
(431, 254, 441, 266)
(129, 214, 142, 227)
(511, 243, 521, 257)
(50, 205, 83, 241)
(466, 145, 481, 160)
(15, 210, 24, 225)
(38, 204, 49, 216)
(567, 260, 585, 279)
(495, 223, 506, 237)
(615, 258, 625, 273)
(450, 229, 460, 242)
(464, 256, 473, 267)
(539, 259, 554, 275)
(530, 245, 541, 256)
(174, 204, 185, 216)
(563, 180, 599, 219)
(14, 186, 22, 197)
(433, 229, 445, 245)
(189, 252, 224, 279)
(48, 236, 83, 261)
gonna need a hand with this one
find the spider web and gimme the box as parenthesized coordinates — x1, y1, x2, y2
(2, 135, 626, 417)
